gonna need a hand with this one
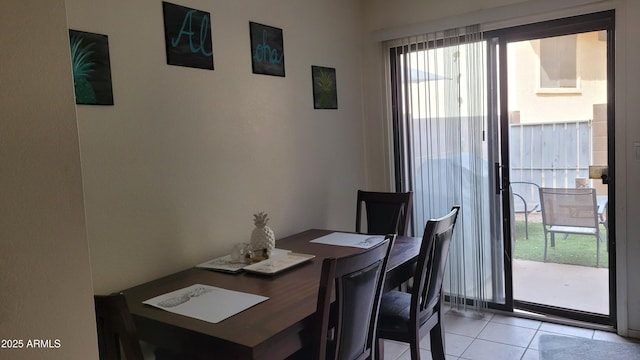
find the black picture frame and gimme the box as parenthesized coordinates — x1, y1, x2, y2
(311, 66, 337, 109)
(69, 30, 114, 105)
(249, 22, 285, 77)
(162, 1, 214, 70)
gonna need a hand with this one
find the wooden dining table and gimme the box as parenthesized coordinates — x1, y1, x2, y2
(122, 229, 421, 360)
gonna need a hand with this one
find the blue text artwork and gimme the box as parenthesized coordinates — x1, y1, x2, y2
(253, 30, 283, 64)
(171, 9, 212, 56)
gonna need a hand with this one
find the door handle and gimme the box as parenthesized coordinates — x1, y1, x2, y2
(494, 162, 504, 195)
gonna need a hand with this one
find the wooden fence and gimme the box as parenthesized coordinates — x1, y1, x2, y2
(509, 120, 592, 203)
(509, 120, 592, 187)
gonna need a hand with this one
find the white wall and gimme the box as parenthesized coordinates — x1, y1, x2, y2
(361, 0, 640, 335)
(65, 0, 367, 294)
(0, 1, 98, 359)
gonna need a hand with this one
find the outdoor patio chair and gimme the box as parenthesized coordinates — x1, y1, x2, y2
(510, 181, 541, 240)
(538, 187, 603, 267)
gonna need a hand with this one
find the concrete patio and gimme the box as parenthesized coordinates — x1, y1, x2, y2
(513, 258, 609, 314)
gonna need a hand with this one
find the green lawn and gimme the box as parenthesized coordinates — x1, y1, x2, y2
(513, 220, 608, 268)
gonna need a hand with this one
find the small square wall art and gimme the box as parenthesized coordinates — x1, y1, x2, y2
(162, 1, 214, 70)
(311, 66, 337, 109)
(69, 30, 114, 105)
(249, 22, 285, 77)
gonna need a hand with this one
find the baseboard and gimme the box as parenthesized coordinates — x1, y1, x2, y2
(627, 329, 640, 339)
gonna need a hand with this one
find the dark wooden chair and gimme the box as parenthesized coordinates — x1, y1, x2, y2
(311, 234, 396, 360)
(94, 293, 145, 360)
(356, 190, 413, 236)
(375, 206, 460, 360)
(95, 293, 180, 360)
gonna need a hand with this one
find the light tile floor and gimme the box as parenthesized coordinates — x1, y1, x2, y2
(382, 307, 639, 360)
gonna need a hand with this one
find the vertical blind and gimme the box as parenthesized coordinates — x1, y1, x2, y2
(389, 25, 492, 312)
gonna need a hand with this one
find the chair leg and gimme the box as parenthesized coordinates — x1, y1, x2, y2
(544, 233, 548, 262)
(429, 321, 446, 360)
(375, 338, 384, 360)
(596, 233, 600, 267)
(410, 334, 421, 360)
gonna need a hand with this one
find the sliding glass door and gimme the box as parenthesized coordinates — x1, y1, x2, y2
(390, 10, 615, 325)
(492, 11, 615, 325)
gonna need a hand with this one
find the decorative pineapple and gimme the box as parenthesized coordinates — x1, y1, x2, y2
(250, 212, 275, 255)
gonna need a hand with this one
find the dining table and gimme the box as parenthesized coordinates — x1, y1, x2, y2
(122, 229, 422, 360)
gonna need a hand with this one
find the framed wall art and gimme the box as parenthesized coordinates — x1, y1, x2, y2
(162, 1, 214, 70)
(311, 66, 337, 109)
(249, 22, 285, 77)
(69, 30, 114, 105)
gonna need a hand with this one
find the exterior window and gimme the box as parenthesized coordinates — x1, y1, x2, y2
(539, 34, 578, 90)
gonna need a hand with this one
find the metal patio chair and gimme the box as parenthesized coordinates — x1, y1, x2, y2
(538, 187, 603, 266)
(510, 181, 541, 240)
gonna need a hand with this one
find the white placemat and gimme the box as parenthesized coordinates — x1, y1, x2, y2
(310, 232, 385, 249)
(143, 284, 268, 323)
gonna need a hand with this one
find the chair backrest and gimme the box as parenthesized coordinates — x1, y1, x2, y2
(356, 190, 413, 236)
(313, 234, 396, 360)
(94, 293, 144, 360)
(411, 206, 460, 325)
(538, 187, 599, 228)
